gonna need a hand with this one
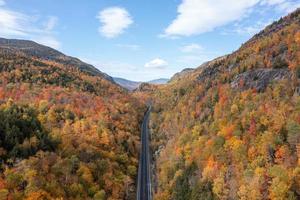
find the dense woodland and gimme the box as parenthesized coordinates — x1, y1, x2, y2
(0, 6, 299, 200)
(148, 9, 300, 200)
(0, 45, 146, 199)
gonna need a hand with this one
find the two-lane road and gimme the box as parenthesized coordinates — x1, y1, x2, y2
(137, 107, 152, 200)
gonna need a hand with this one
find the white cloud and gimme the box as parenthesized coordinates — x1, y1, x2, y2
(178, 43, 220, 67)
(177, 50, 222, 68)
(261, 0, 285, 5)
(261, 0, 300, 13)
(164, 0, 260, 37)
(181, 43, 203, 53)
(144, 58, 168, 68)
(275, 1, 300, 13)
(0, 9, 30, 36)
(81, 57, 174, 82)
(44, 16, 58, 31)
(97, 7, 133, 38)
(0, 4, 61, 49)
(163, 0, 299, 37)
(233, 20, 272, 35)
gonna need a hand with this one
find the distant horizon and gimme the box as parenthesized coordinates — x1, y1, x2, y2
(113, 76, 170, 82)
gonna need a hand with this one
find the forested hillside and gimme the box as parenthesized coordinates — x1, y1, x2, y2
(149, 9, 300, 200)
(0, 38, 113, 80)
(0, 39, 146, 200)
(0, 6, 299, 200)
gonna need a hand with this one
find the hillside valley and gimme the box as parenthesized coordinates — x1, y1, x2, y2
(0, 3, 299, 200)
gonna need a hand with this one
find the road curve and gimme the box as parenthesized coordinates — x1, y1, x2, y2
(137, 107, 152, 200)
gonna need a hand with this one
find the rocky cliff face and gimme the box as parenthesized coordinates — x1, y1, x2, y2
(231, 68, 292, 91)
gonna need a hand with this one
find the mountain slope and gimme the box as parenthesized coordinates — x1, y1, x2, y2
(0, 39, 146, 199)
(169, 68, 194, 82)
(0, 38, 126, 97)
(149, 8, 300, 200)
(148, 78, 169, 85)
(113, 77, 141, 91)
(0, 38, 113, 81)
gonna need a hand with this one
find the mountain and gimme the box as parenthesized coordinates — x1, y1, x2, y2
(169, 68, 194, 82)
(113, 77, 141, 91)
(0, 38, 125, 97)
(148, 8, 300, 199)
(0, 38, 145, 199)
(113, 77, 169, 91)
(148, 78, 169, 85)
(0, 38, 113, 82)
(0, 6, 299, 200)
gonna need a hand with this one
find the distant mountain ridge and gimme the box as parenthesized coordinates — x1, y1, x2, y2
(148, 78, 169, 84)
(113, 77, 141, 91)
(0, 38, 113, 82)
(113, 77, 169, 90)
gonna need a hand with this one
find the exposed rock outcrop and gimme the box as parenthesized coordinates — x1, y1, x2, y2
(231, 68, 291, 92)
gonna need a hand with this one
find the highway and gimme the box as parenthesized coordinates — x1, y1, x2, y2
(136, 107, 152, 200)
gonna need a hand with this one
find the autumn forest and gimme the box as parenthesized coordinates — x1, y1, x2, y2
(0, 4, 299, 200)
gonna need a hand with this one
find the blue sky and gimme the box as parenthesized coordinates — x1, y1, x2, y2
(0, 0, 299, 81)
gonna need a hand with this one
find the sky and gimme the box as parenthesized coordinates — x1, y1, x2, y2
(0, 0, 299, 81)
